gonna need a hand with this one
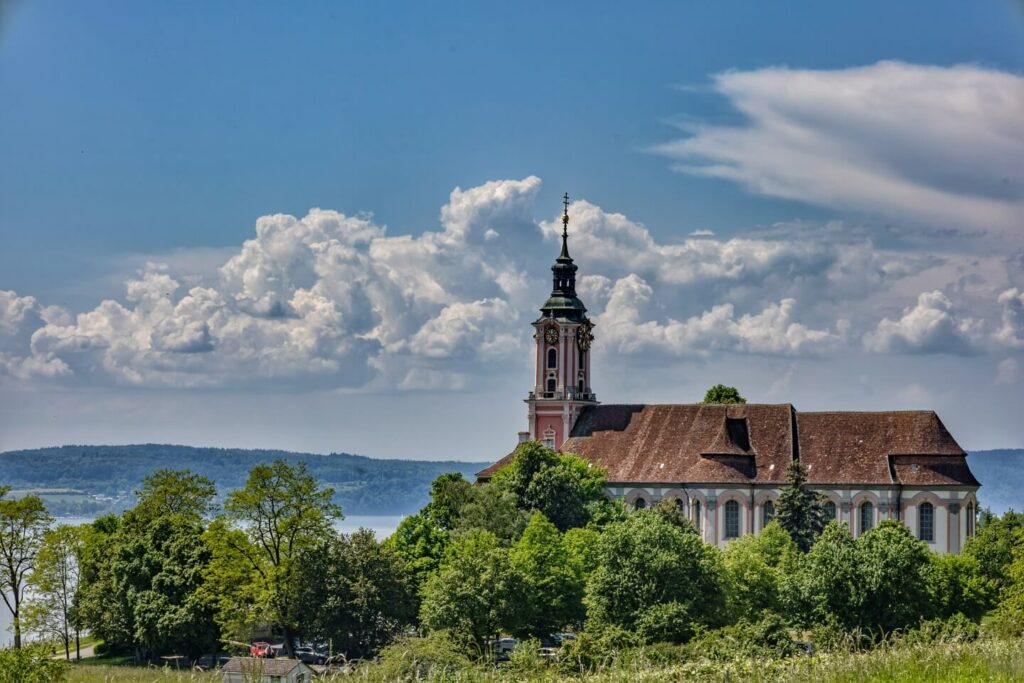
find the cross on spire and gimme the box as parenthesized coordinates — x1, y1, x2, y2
(562, 192, 570, 236)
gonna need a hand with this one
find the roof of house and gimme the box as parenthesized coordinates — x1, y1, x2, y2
(477, 404, 977, 488)
(221, 657, 307, 675)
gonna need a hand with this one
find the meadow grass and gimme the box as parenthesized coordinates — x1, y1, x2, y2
(65, 637, 1024, 682)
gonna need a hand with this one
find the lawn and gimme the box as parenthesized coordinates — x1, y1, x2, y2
(64, 638, 1024, 682)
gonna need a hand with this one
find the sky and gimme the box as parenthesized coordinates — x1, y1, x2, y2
(1, 1, 1023, 460)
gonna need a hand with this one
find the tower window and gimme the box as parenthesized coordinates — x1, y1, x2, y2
(724, 500, 740, 539)
(546, 377, 556, 393)
(578, 350, 585, 368)
(547, 348, 557, 368)
(918, 502, 934, 542)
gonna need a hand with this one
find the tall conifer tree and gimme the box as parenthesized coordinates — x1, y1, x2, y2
(774, 461, 826, 552)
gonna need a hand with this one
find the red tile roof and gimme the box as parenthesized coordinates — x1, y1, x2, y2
(477, 405, 977, 488)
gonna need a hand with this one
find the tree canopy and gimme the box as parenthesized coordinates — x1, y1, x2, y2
(701, 385, 747, 404)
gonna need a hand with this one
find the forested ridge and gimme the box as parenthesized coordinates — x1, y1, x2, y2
(0, 444, 482, 516)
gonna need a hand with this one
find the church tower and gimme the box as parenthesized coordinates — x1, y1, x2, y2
(523, 193, 598, 450)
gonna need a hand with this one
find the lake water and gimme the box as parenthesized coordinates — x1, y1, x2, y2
(0, 515, 405, 648)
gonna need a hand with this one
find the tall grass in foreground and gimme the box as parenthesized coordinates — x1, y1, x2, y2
(65, 638, 1024, 683)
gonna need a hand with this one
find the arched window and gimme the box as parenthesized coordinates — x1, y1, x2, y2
(724, 500, 740, 539)
(762, 500, 775, 528)
(578, 350, 586, 369)
(546, 375, 556, 394)
(859, 501, 874, 535)
(918, 502, 934, 542)
(966, 502, 975, 538)
(693, 500, 702, 530)
(634, 497, 647, 510)
(547, 347, 558, 368)
(824, 501, 837, 522)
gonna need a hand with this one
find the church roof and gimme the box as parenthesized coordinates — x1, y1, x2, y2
(477, 404, 977, 488)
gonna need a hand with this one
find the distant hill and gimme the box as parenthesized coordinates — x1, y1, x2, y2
(2, 444, 1020, 519)
(0, 444, 483, 517)
(968, 449, 1024, 515)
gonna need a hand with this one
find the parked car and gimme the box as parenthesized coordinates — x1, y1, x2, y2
(295, 646, 327, 665)
(249, 641, 275, 658)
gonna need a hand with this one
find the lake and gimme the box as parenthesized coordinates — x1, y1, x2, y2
(0, 514, 405, 648)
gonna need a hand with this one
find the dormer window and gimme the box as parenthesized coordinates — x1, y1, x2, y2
(725, 418, 751, 452)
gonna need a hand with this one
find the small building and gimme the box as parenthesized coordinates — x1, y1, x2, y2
(221, 657, 313, 683)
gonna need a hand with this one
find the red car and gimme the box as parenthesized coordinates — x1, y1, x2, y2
(249, 641, 276, 658)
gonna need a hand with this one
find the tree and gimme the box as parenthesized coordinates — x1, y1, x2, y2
(25, 525, 85, 660)
(721, 522, 797, 622)
(925, 552, 994, 622)
(296, 529, 416, 659)
(0, 486, 53, 649)
(419, 529, 525, 655)
(790, 521, 861, 630)
(490, 441, 607, 532)
(855, 520, 933, 634)
(963, 510, 1024, 597)
(424, 473, 473, 531)
(83, 471, 220, 663)
(387, 512, 450, 592)
(0, 644, 69, 682)
(584, 511, 726, 642)
(215, 460, 341, 657)
(509, 513, 584, 637)
(702, 385, 746, 404)
(773, 462, 826, 552)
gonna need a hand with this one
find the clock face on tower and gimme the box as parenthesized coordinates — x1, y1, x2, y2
(544, 326, 559, 345)
(577, 323, 593, 351)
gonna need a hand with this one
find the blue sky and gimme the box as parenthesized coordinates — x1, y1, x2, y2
(1, 2, 1023, 458)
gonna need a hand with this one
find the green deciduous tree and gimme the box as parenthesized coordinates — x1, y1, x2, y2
(213, 460, 341, 657)
(791, 521, 861, 630)
(774, 462, 826, 552)
(701, 385, 747, 404)
(24, 524, 85, 660)
(419, 529, 525, 654)
(0, 644, 69, 682)
(925, 552, 994, 622)
(584, 511, 726, 642)
(0, 486, 53, 649)
(856, 520, 933, 634)
(87, 470, 220, 663)
(490, 442, 607, 532)
(963, 510, 1024, 597)
(509, 512, 585, 637)
(721, 521, 797, 622)
(296, 529, 416, 659)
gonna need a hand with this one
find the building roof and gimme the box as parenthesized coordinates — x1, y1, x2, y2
(221, 657, 307, 675)
(477, 404, 977, 488)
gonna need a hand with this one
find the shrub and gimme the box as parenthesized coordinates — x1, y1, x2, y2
(635, 601, 694, 644)
(903, 613, 980, 645)
(372, 632, 474, 680)
(687, 612, 798, 661)
(0, 646, 69, 683)
(555, 627, 639, 674)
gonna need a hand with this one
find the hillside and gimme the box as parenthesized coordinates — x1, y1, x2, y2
(967, 448, 1024, 514)
(0, 444, 483, 516)
(2, 445, 1020, 518)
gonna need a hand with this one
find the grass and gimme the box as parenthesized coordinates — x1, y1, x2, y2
(64, 638, 1024, 682)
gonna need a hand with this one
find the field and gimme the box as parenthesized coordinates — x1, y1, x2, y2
(62, 637, 1024, 682)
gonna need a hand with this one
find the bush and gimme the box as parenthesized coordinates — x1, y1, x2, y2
(555, 627, 639, 674)
(635, 601, 694, 644)
(372, 632, 474, 680)
(687, 612, 798, 661)
(903, 613, 980, 645)
(0, 646, 69, 683)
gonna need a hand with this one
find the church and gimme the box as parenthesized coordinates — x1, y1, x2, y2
(477, 196, 980, 554)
